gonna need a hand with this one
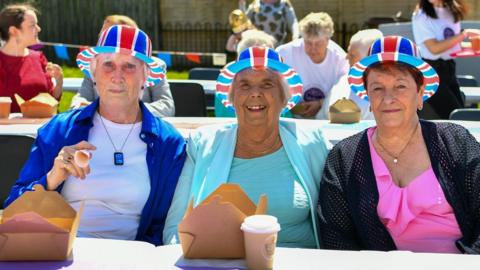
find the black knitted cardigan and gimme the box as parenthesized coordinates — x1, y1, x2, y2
(318, 120, 480, 254)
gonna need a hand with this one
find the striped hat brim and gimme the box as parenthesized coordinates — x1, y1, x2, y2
(76, 46, 166, 87)
(347, 52, 439, 102)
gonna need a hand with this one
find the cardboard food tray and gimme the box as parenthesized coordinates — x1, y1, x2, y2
(14, 93, 58, 118)
(0, 115, 51, 125)
(178, 184, 267, 259)
(329, 98, 361, 124)
(0, 185, 80, 261)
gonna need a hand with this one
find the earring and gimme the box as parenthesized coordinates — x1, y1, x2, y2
(141, 86, 145, 90)
(93, 82, 96, 86)
(369, 105, 372, 112)
(418, 105, 423, 111)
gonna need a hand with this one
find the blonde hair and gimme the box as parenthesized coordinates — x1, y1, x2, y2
(299, 12, 334, 39)
(103, 14, 138, 28)
(349, 29, 383, 58)
(236, 29, 277, 54)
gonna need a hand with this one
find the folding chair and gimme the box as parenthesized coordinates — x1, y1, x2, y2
(188, 68, 221, 81)
(170, 82, 207, 117)
(449, 108, 480, 121)
(0, 134, 35, 207)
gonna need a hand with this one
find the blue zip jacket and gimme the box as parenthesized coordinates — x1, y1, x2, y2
(4, 99, 186, 246)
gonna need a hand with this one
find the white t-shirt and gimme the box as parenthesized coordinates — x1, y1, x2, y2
(316, 75, 374, 120)
(276, 38, 349, 112)
(412, 7, 461, 60)
(61, 112, 150, 240)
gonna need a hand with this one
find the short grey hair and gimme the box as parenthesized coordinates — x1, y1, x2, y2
(349, 29, 383, 57)
(236, 29, 277, 54)
(228, 69, 291, 106)
(299, 12, 334, 39)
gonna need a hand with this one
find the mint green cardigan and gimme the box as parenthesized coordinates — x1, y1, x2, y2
(163, 119, 330, 248)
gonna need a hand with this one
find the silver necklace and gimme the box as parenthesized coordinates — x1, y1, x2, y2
(98, 111, 139, 166)
(375, 123, 419, 165)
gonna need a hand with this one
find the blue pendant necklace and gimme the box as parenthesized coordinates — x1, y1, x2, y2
(98, 111, 139, 166)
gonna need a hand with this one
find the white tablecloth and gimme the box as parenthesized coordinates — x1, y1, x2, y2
(0, 238, 479, 270)
(2, 118, 480, 146)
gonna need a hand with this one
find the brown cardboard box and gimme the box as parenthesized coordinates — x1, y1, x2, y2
(329, 98, 361, 124)
(178, 183, 267, 259)
(0, 185, 80, 261)
(14, 93, 58, 118)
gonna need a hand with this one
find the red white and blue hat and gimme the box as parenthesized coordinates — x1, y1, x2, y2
(348, 36, 439, 101)
(216, 46, 303, 114)
(76, 25, 165, 87)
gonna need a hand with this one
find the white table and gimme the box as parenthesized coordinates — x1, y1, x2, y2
(461, 86, 480, 106)
(62, 77, 84, 92)
(0, 238, 479, 269)
(141, 117, 480, 144)
(2, 118, 480, 146)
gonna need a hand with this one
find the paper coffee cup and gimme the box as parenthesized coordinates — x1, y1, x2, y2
(241, 215, 281, 270)
(74, 150, 91, 168)
(0, 97, 12, 119)
(471, 36, 480, 51)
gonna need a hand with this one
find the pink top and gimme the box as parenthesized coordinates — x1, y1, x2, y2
(367, 127, 462, 253)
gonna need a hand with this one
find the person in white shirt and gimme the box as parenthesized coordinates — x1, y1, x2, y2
(412, 0, 479, 119)
(316, 29, 383, 120)
(277, 12, 349, 119)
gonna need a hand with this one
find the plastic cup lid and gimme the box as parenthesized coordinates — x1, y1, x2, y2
(241, 215, 281, 233)
(0, 97, 12, 103)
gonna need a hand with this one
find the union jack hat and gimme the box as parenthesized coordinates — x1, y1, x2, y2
(76, 25, 165, 87)
(216, 46, 303, 114)
(348, 36, 439, 101)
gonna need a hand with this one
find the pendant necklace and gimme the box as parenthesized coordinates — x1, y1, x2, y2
(98, 110, 139, 166)
(375, 123, 419, 165)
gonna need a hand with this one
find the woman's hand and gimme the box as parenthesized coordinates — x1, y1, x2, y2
(299, 99, 324, 118)
(46, 141, 96, 191)
(424, 29, 480, 55)
(46, 62, 63, 99)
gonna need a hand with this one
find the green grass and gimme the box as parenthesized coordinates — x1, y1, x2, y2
(59, 66, 189, 112)
(59, 92, 75, 112)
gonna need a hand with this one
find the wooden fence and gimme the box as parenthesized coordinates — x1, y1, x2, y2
(0, 0, 160, 48)
(0, 0, 357, 69)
